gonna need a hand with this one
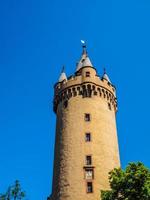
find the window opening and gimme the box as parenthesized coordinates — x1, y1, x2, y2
(85, 133, 91, 142)
(86, 72, 90, 77)
(87, 182, 93, 193)
(86, 155, 92, 165)
(85, 113, 91, 121)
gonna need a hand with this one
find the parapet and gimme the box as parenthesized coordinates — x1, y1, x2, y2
(53, 66, 117, 113)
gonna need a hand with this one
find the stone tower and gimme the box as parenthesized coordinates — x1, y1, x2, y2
(49, 44, 120, 200)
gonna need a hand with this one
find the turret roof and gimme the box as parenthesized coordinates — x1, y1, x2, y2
(82, 56, 93, 67)
(58, 67, 67, 82)
(103, 71, 111, 83)
(76, 44, 93, 71)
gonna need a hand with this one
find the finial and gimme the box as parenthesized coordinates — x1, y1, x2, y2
(103, 67, 111, 83)
(59, 66, 67, 82)
(103, 67, 106, 74)
(81, 40, 87, 55)
(61, 65, 65, 73)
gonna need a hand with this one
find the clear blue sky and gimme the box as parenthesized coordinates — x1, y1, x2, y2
(0, 0, 150, 199)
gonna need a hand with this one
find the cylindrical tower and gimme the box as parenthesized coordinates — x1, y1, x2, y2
(50, 45, 120, 200)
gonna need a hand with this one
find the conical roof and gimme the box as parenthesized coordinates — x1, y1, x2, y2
(58, 67, 67, 82)
(103, 72, 111, 83)
(76, 45, 93, 71)
(82, 56, 93, 67)
(76, 61, 83, 71)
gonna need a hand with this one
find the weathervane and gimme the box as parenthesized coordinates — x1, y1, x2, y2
(81, 40, 87, 54)
(81, 40, 86, 47)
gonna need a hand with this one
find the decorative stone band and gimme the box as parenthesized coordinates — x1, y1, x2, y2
(53, 82, 117, 113)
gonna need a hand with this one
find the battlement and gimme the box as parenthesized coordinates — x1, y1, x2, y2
(53, 70, 117, 113)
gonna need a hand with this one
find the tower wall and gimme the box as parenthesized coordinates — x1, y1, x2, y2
(51, 66, 120, 200)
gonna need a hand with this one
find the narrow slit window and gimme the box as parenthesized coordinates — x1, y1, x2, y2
(63, 101, 68, 108)
(86, 155, 92, 165)
(87, 182, 93, 193)
(85, 133, 91, 142)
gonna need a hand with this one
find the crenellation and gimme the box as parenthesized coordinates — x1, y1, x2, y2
(53, 82, 118, 114)
(55, 71, 116, 94)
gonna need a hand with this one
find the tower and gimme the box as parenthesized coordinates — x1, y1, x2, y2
(49, 44, 120, 200)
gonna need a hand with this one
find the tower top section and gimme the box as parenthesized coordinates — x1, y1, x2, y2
(53, 43, 117, 113)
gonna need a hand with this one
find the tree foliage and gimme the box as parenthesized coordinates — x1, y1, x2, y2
(101, 162, 150, 200)
(0, 180, 25, 200)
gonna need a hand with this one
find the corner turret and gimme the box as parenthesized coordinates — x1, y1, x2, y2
(58, 66, 67, 82)
(102, 68, 111, 83)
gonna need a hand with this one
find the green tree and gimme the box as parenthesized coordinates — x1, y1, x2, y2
(11, 180, 25, 200)
(0, 180, 25, 200)
(0, 194, 6, 200)
(101, 162, 150, 200)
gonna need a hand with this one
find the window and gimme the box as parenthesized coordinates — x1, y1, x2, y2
(85, 133, 91, 142)
(86, 71, 90, 77)
(63, 101, 68, 108)
(85, 168, 94, 180)
(85, 113, 91, 121)
(86, 155, 92, 165)
(87, 182, 93, 193)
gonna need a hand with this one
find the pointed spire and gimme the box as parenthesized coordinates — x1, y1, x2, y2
(76, 41, 93, 71)
(59, 66, 67, 82)
(102, 68, 111, 83)
(61, 65, 65, 73)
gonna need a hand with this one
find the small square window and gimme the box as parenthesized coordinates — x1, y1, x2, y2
(87, 182, 93, 193)
(86, 72, 90, 77)
(64, 101, 68, 108)
(85, 133, 91, 142)
(85, 113, 91, 121)
(86, 155, 92, 165)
